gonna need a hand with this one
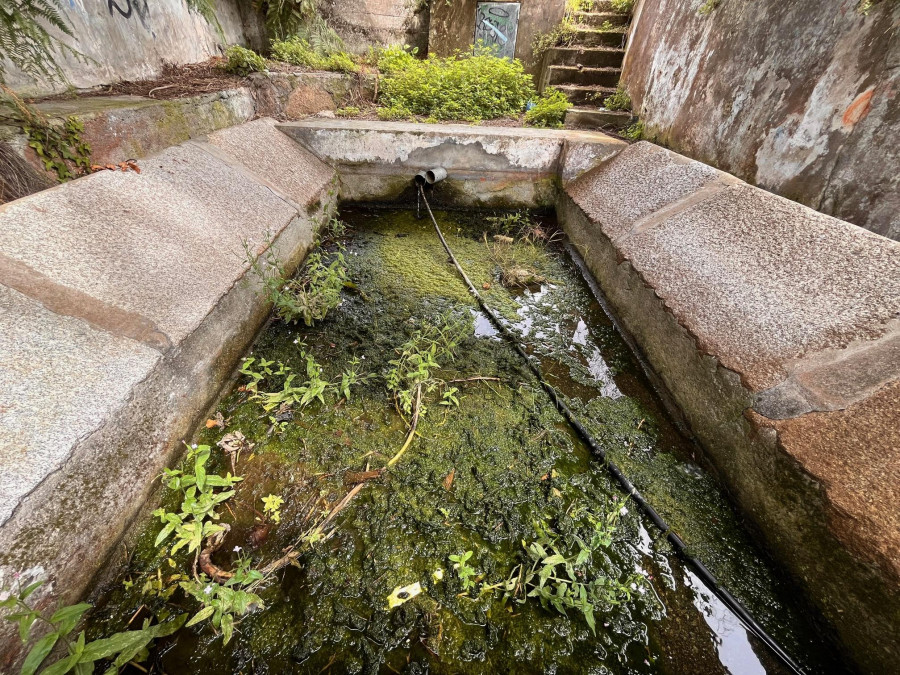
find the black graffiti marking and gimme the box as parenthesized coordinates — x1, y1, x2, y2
(108, 0, 151, 31)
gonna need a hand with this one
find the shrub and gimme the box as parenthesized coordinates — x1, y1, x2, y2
(378, 44, 535, 121)
(224, 45, 266, 76)
(609, 0, 634, 12)
(376, 44, 418, 74)
(271, 36, 359, 73)
(525, 88, 570, 128)
(622, 120, 644, 140)
(602, 85, 631, 111)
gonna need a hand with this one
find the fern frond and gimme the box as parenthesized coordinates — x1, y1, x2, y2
(0, 0, 82, 84)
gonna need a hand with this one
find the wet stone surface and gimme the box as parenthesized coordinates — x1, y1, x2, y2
(85, 207, 847, 674)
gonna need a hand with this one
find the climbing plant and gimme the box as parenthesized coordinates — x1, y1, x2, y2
(0, 86, 92, 181)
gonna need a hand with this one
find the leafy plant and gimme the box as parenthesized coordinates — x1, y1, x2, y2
(531, 22, 578, 59)
(525, 88, 570, 128)
(335, 105, 361, 117)
(622, 119, 644, 140)
(385, 313, 471, 417)
(223, 45, 266, 76)
(152, 445, 242, 556)
(262, 494, 284, 523)
(377, 43, 535, 122)
(0, 578, 185, 675)
(502, 500, 643, 633)
(244, 236, 348, 327)
(244, 349, 369, 414)
(180, 560, 264, 645)
(271, 36, 359, 73)
(602, 85, 631, 111)
(449, 551, 478, 592)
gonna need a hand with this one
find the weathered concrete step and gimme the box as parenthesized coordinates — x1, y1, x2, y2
(573, 28, 627, 48)
(573, 11, 630, 27)
(555, 84, 617, 106)
(548, 66, 621, 88)
(565, 107, 633, 130)
(547, 46, 625, 68)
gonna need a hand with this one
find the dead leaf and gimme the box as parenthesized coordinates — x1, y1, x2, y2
(205, 412, 225, 429)
(443, 469, 455, 491)
(482, 282, 491, 290)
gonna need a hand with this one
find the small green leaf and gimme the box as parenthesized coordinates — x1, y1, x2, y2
(220, 613, 234, 645)
(186, 606, 215, 627)
(21, 631, 59, 675)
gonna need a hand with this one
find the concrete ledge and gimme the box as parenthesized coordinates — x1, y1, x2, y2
(278, 119, 626, 207)
(0, 118, 336, 664)
(559, 141, 900, 672)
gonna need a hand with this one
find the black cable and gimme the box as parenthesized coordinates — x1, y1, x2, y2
(418, 185, 807, 675)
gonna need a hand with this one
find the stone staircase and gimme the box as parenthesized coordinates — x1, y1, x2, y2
(538, 0, 633, 130)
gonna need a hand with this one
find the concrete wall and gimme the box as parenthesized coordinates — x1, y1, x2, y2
(559, 141, 900, 673)
(279, 118, 625, 206)
(0, 118, 337, 666)
(4, 0, 252, 97)
(621, 0, 900, 240)
(429, 0, 565, 76)
(320, 0, 430, 54)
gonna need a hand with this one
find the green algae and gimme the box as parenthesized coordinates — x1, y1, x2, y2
(83, 207, 846, 675)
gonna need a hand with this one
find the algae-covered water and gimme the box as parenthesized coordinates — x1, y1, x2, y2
(86, 207, 848, 674)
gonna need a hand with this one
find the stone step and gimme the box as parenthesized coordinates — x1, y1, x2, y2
(573, 11, 630, 27)
(547, 46, 625, 68)
(554, 84, 617, 106)
(580, 0, 618, 11)
(548, 65, 621, 88)
(565, 106, 633, 130)
(573, 28, 627, 48)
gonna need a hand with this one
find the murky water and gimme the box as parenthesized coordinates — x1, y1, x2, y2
(86, 207, 849, 674)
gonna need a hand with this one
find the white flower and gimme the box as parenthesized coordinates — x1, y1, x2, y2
(233, 546, 242, 553)
(191, 443, 197, 449)
(620, 506, 629, 516)
(204, 585, 213, 595)
(361, 355, 366, 360)
(630, 582, 637, 590)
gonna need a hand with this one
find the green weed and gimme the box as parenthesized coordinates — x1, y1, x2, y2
(377, 43, 535, 122)
(525, 88, 570, 128)
(271, 36, 359, 73)
(244, 236, 348, 328)
(223, 45, 266, 75)
(602, 85, 631, 111)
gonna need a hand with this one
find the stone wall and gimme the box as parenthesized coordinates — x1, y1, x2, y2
(319, 0, 430, 54)
(429, 0, 565, 76)
(3, 0, 251, 97)
(621, 0, 900, 240)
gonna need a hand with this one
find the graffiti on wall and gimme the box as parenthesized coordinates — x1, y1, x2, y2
(108, 0, 152, 31)
(474, 2, 520, 59)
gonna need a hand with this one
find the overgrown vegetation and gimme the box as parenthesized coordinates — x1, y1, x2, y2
(609, 0, 634, 12)
(622, 119, 644, 140)
(0, 90, 92, 181)
(376, 44, 535, 122)
(602, 85, 632, 111)
(502, 500, 644, 633)
(244, 219, 349, 327)
(525, 88, 570, 128)
(224, 45, 267, 76)
(271, 36, 359, 73)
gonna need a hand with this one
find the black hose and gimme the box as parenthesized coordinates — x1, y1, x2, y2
(417, 185, 807, 675)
